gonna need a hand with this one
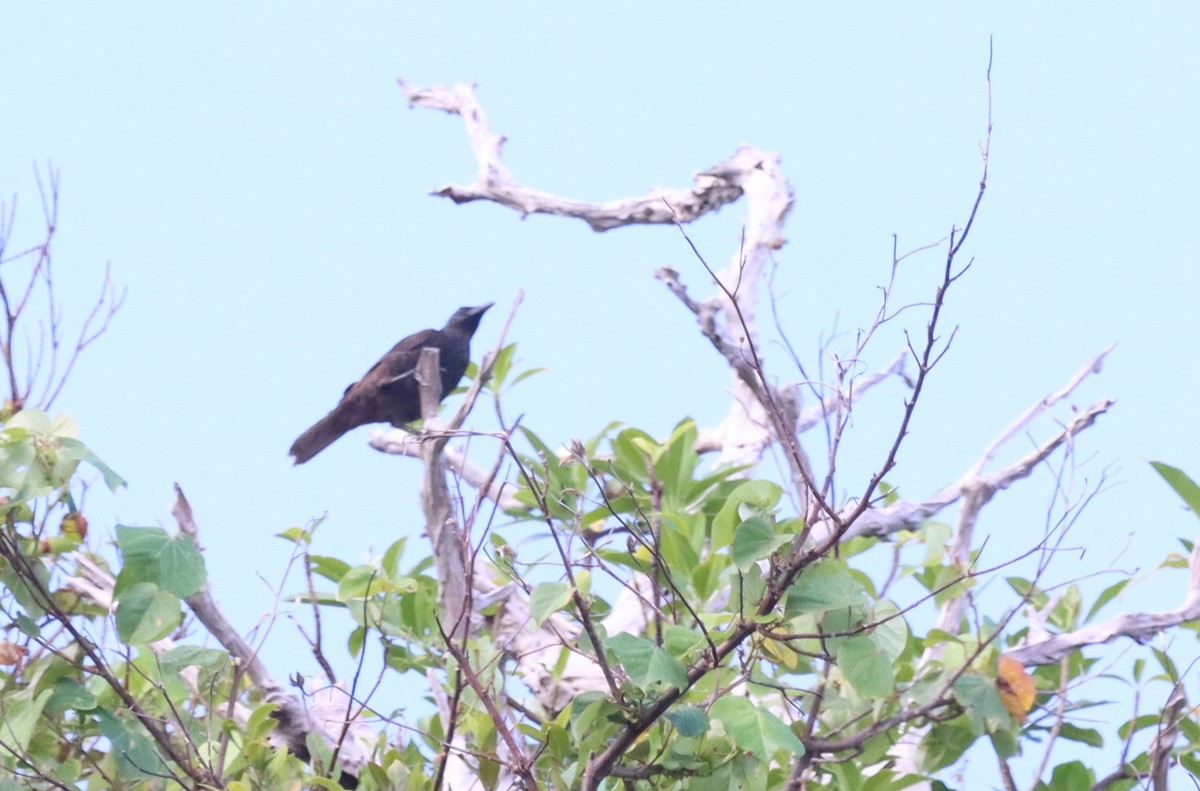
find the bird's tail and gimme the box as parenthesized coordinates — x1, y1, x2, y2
(289, 407, 357, 465)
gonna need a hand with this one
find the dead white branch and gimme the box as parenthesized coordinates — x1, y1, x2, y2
(476, 572, 650, 712)
(1007, 529, 1200, 665)
(370, 433, 523, 510)
(652, 145, 796, 472)
(398, 81, 744, 231)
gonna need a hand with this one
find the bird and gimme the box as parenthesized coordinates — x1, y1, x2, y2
(289, 303, 493, 465)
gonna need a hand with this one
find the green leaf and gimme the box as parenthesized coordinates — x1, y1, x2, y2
(709, 695, 804, 759)
(308, 554, 352, 582)
(1151, 461, 1200, 519)
(0, 430, 37, 491)
(0, 410, 121, 497)
(1057, 722, 1103, 747)
(732, 517, 777, 571)
(530, 582, 573, 626)
(868, 600, 908, 661)
(568, 693, 622, 753)
(575, 569, 592, 598)
(605, 632, 688, 692)
(654, 420, 699, 506)
(246, 701, 280, 742)
(837, 636, 895, 699)
(52, 759, 81, 785)
(712, 480, 783, 548)
(691, 555, 729, 602)
(662, 624, 706, 661)
(787, 560, 867, 613)
(1119, 713, 1162, 740)
(115, 525, 205, 598)
(57, 436, 126, 491)
(14, 613, 39, 639)
(95, 707, 159, 779)
(512, 365, 549, 386)
(114, 582, 182, 644)
(861, 765, 918, 791)
(381, 537, 407, 580)
(826, 761, 866, 791)
(1152, 646, 1180, 681)
(689, 464, 753, 507)
(1045, 761, 1095, 791)
(665, 706, 709, 737)
(0, 687, 53, 756)
(1085, 578, 1130, 622)
(658, 514, 701, 577)
(160, 646, 229, 689)
(1, 561, 51, 618)
(991, 725, 1020, 758)
(488, 343, 516, 387)
(916, 719, 976, 772)
(953, 673, 1010, 733)
(1049, 584, 1082, 631)
(276, 526, 309, 543)
(1180, 751, 1200, 781)
(689, 758, 762, 791)
(731, 560, 767, 615)
(1005, 576, 1047, 609)
(611, 427, 655, 483)
(336, 564, 383, 601)
(45, 678, 97, 714)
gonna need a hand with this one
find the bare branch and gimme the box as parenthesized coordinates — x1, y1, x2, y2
(827, 349, 1115, 544)
(369, 434, 522, 510)
(1007, 516, 1200, 665)
(170, 485, 370, 781)
(399, 81, 745, 231)
(0, 166, 124, 411)
(1149, 682, 1186, 790)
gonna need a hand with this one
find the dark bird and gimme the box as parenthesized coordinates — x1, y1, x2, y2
(289, 303, 492, 465)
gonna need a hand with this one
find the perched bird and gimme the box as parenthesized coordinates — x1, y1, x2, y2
(289, 303, 492, 464)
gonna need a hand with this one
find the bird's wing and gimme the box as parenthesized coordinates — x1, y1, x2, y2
(378, 368, 417, 387)
(343, 329, 438, 399)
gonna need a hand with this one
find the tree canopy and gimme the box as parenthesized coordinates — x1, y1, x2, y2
(0, 68, 1197, 791)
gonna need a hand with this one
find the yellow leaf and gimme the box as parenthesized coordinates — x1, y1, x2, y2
(761, 637, 798, 669)
(996, 656, 1036, 724)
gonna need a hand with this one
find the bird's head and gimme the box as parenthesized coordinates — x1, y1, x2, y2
(444, 303, 493, 335)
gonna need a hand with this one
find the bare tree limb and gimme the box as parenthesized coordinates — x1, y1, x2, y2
(1005, 522, 1200, 664)
(1149, 682, 1186, 790)
(171, 485, 371, 782)
(369, 436, 522, 510)
(398, 81, 745, 231)
(829, 347, 1116, 545)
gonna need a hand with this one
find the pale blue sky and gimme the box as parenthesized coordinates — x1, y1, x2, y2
(3, 3, 1199, 782)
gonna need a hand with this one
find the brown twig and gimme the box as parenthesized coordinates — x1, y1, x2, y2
(435, 617, 539, 788)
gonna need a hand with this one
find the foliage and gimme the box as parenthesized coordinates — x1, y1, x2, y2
(5, 395, 1200, 788)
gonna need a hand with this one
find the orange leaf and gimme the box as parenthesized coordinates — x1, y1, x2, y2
(996, 655, 1036, 724)
(0, 640, 28, 666)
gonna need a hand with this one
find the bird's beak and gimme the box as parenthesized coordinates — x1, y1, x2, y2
(472, 303, 494, 315)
